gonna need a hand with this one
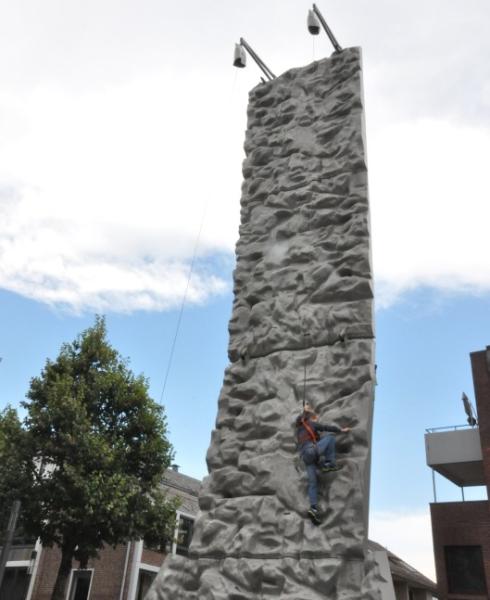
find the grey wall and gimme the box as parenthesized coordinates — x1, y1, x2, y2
(148, 47, 377, 599)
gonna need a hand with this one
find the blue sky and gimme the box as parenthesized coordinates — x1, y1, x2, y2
(1, 0, 489, 580)
(1, 284, 489, 580)
(2, 283, 488, 505)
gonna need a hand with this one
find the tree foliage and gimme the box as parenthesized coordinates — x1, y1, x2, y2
(0, 316, 177, 600)
(0, 407, 29, 535)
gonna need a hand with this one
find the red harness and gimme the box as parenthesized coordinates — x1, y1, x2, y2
(300, 417, 318, 446)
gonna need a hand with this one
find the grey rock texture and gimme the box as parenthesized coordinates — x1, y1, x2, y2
(148, 47, 376, 599)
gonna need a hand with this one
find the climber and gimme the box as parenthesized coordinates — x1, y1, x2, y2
(296, 402, 352, 525)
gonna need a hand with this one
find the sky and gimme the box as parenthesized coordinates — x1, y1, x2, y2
(1, 0, 490, 581)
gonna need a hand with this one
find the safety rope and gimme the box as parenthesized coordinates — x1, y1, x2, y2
(303, 361, 307, 408)
(159, 69, 239, 405)
(159, 206, 206, 405)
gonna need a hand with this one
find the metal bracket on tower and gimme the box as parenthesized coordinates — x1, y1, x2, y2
(307, 4, 342, 53)
(233, 37, 276, 81)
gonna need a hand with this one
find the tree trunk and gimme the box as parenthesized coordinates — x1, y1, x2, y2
(51, 545, 74, 600)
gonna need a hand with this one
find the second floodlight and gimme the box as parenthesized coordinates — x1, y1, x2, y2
(307, 9, 321, 35)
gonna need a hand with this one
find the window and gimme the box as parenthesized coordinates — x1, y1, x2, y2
(0, 567, 30, 600)
(175, 515, 194, 557)
(68, 569, 93, 600)
(444, 545, 487, 595)
(136, 570, 156, 600)
(143, 535, 169, 554)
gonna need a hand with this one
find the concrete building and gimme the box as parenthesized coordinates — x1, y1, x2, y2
(425, 346, 490, 599)
(1, 466, 436, 600)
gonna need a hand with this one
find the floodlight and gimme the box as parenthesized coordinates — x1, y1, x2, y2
(232, 38, 276, 81)
(307, 9, 320, 35)
(233, 43, 246, 68)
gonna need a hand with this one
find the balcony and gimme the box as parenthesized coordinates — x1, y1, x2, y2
(425, 425, 484, 486)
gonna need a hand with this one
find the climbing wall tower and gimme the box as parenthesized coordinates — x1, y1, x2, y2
(149, 47, 377, 599)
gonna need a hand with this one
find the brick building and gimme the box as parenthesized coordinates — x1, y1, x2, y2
(0, 468, 199, 600)
(425, 345, 490, 599)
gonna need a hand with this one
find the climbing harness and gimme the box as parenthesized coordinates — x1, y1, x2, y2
(300, 417, 318, 446)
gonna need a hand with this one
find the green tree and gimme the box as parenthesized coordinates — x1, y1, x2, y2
(0, 407, 29, 536)
(2, 316, 177, 600)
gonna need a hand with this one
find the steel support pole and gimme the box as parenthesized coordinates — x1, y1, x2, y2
(312, 3, 342, 53)
(240, 38, 276, 80)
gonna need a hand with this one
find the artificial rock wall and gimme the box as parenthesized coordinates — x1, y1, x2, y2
(149, 47, 377, 599)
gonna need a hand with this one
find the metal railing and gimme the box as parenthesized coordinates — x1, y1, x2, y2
(425, 424, 476, 433)
(427, 424, 481, 503)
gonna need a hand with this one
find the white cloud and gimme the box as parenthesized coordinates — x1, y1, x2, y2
(370, 119, 490, 307)
(0, 72, 244, 313)
(0, 0, 489, 313)
(369, 508, 436, 582)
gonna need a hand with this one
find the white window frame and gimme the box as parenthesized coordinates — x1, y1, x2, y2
(138, 563, 159, 574)
(25, 540, 42, 600)
(127, 540, 164, 600)
(6, 538, 42, 600)
(172, 510, 195, 556)
(127, 510, 196, 600)
(127, 540, 143, 600)
(65, 567, 94, 600)
(134, 566, 159, 600)
(4, 560, 31, 568)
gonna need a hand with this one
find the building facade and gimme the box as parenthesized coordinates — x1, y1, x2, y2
(2, 465, 436, 600)
(426, 346, 490, 599)
(0, 468, 199, 600)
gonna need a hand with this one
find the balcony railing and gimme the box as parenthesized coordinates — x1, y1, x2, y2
(425, 425, 484, 487)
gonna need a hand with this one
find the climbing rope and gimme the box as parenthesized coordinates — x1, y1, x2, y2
(159, 205, 207, 405)
(303, 360, 307, 408)
(159, 70, 240, 405)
